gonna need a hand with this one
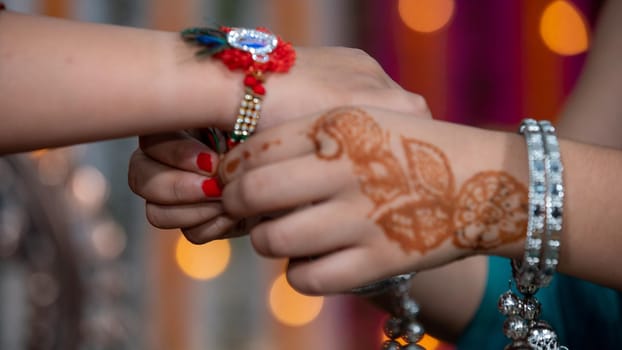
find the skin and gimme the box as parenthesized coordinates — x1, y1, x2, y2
(127, 0, 622, 343)
(130, 102, 622, 289)
(0, 9, 425, 154)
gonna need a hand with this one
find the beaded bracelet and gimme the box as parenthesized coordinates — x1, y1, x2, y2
(352, 274, 426, 350)
(181, 26, 295, 146)
(499, 118, 567, 350)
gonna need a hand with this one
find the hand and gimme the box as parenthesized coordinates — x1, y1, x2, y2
(217, 107, 528, 294)
(128, 88, 426, 243)
(128, 131, 239, 243)
(131, 46, 431, 243)
(182, 46, 430, 132)
(258, 47, 431, 130)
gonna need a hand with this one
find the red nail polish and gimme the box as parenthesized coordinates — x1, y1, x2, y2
(202, 178, 222, 197)
(197, 152, 213, 173)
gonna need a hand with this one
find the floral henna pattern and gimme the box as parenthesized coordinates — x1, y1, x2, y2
(309, 108, 528, 254)
(308, 107, 410, 207)
(402, 137, 454, 202)
(453, 171, 528, 250)
(375, 199, 453, 252)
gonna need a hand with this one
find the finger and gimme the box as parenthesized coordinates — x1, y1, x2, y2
(181, 215, 237, 245)
(285, 248, 374, 295)
(129, 149, 222, 204)
(145, 201, 224, 229)
(249, 199, 368, 258)
(219, 116, 317, 184)
(222, 154, 353, 218)
(139, 131, 221, 176)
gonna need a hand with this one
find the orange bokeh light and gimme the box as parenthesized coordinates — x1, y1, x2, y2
(268, 273, 324, 327)
(175, 235, 231, 280)
(381, 326, 441, 349)
(540, 0, 589, 56)
(398, 0, 455, 33)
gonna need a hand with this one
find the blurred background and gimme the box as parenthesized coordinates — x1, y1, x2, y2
(0, 0, 601, 349)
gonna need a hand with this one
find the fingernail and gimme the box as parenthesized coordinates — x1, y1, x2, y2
(202, 178, 222, 197)
(197, 152, 213, 173)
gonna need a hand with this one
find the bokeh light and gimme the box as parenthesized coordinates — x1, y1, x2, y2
(91, 220, 127, 260)
(419, 334, 441, 349)
(175, 235, 231, 280)
(381, 331, 441, 349)
(37, 150, 71, 186)
(540, 0, 589, 56)
(70, 165, 109, 210)
(398, 0, 455, 33)
(268, 273, 324, 327)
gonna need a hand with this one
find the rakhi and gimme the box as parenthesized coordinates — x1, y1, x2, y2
(181, 26, 296, 146)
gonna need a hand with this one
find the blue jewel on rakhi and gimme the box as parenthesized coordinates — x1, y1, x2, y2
(226, 28, 278, 63)
(182, 27, 278, 62)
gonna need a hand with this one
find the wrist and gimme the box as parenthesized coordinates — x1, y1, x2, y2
(473, 130, 530, 261)
(422, 124, 529, 261)
(159, 31, 240, 131)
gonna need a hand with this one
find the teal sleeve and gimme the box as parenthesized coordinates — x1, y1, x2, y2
(456, 256, 622, 349)
(456, 256, 510, 349)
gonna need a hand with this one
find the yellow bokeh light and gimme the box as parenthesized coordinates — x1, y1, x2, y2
(268, 273, 324, 327)
(419, 334, 441, 349)
(381, 329, 441, 349)
(175, 235, 231, 280)
(540, 0, 589, 56)
(398, 0, 455, 33)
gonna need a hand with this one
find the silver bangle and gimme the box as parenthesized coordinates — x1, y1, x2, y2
(538, 120, 564, 287)
(499, 118, 567, 350)
(513, 118, 547, 294)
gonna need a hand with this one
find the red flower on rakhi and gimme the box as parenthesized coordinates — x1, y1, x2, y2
(214, 26, 296, 74)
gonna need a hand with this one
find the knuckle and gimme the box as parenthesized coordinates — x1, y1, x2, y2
(127, 151, 143, 194)
(409, 93, 429, 113)
(237, 172, 268, 212)
(390, 92, 431, 116)
(145, 203, 164, 228)
(287, 269, 325, 296)
(170, 176, 191, 203)
(171, 141, 195, 164)
(262, 224, 291, 257)
(349, 47, 368, 58)
(207, 216, 232, 236)
(181, 227, 205, 245)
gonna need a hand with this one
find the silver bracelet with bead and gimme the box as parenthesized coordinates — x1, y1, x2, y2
(512, 118, 547, 294)
(499, 118, 567, 350)
(537, 120, 564, 287)
(351, 274, 426, 350)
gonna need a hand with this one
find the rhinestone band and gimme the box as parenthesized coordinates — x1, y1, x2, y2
(513, 119, 547, 294)
(538, 120, 564, 287)
(232, 92, 262, 143)
(500, 118, 567, 350)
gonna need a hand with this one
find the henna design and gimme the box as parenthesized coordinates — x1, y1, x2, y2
(308, 108, 409, 207)
(309, 107, 528, 254)
(261, 139, 282, 151)
(402, 137, 454, 202)
(225, 157, 240, 174)
(453, 171, 528, 249)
